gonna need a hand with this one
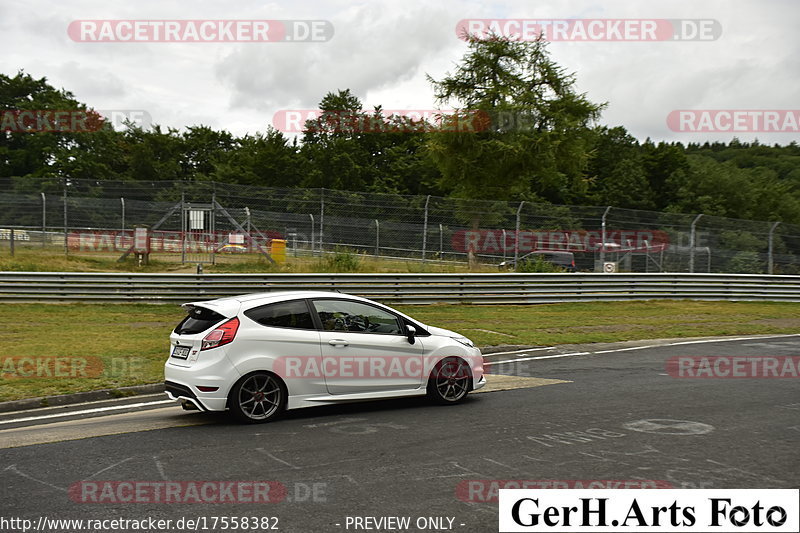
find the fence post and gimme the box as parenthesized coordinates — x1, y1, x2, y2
(422, 195, 430, 262)
(180, 192, 186, 264)
(768, 221, 781, 274)
(211, 192, 216, 265)
(319, 188, 325, 255)
(514, 201, 525, 270)
(121, 197, 125, 235)
(9, 228, 14, 257)
(600, 206, 611, 269)
(689, 213, 704, 273)
(309, 214, 315, 255)
(41, 192, 46, 248)
(375, 219, 380, 256)
(439, 223, 444, 259)
(502, 229, 507, 263)
(244, 207, 251, 251)
(63, 184, 68, 256)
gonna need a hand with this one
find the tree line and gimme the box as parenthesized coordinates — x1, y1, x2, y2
(2, 35, 799, 226)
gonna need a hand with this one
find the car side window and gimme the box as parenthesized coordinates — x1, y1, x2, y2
(244, 300, 316, 330)
(312, 300, 402, 335)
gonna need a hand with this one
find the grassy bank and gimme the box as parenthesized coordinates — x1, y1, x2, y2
(2, 300, 799, 402)
(0, 248, 490, 274)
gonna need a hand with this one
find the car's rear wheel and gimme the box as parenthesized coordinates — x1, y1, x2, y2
(427, 357, 472, 404)
(229, 372, 286, 423)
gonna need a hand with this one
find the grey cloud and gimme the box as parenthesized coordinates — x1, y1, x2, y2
(214, 3, 456, 111)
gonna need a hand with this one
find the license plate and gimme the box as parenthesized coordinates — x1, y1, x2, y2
(171, 345, 190, 359)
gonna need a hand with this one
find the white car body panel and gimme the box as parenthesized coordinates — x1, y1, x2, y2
(165, 291, 485, 415)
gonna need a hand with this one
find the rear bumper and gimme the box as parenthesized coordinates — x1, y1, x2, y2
(164, 380, 229, 411)
(164, 351, 239, 412)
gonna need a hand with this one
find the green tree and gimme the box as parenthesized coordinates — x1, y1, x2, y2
(301, 90, 440, 194)
(180, 125, 236, 180)
(0, 71, 93, 179)
(641, 140, 689, 209)
(668, 156, 800, 223)
(124, 125, 184, 182)
(217, 128, 306, 187)
(424, 34, 604, 265)
(587, 126, 654, 209)
(601, 158, 655, 210)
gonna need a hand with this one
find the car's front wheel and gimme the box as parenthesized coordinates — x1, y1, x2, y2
(229, 372, 286, 423)
(427, 357, 472, 404)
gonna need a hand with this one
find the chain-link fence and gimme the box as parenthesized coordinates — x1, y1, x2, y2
(0, 177, 798, 274)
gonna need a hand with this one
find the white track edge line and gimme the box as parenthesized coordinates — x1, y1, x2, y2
(485, 333, 800, 366)
(0, 400, 174, 426)
(6, 335, 800, 423)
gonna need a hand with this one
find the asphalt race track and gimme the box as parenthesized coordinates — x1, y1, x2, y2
(1, 335, 798, 533)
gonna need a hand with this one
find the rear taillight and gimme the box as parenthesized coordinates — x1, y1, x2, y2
(201, 317, 239, 351)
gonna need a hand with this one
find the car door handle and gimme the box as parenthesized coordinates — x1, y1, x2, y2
(328, 339, 349, 347)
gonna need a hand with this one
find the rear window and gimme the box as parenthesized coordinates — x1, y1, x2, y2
(244, 300, 316, 330)
(174, 306, 227, 335)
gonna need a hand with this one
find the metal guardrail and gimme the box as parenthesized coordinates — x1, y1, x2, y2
(1, 272, 799, 304)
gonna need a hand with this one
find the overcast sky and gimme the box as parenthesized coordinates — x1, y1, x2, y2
(2, 0, 798, 144)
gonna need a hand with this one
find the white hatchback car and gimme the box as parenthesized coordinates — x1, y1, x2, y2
(165, 291, 485, 423)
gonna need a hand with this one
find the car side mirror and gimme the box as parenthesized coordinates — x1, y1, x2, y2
(405, 325, 416, 344)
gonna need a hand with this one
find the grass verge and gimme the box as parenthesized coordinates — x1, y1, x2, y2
(2, 300, 798, 402)
(0, 249, 496, 273)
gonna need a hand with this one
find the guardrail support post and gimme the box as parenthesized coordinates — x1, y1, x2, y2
(768, 221, 781, 274)
(514, 201, 525, 271)
(689, 214, 704, 273)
